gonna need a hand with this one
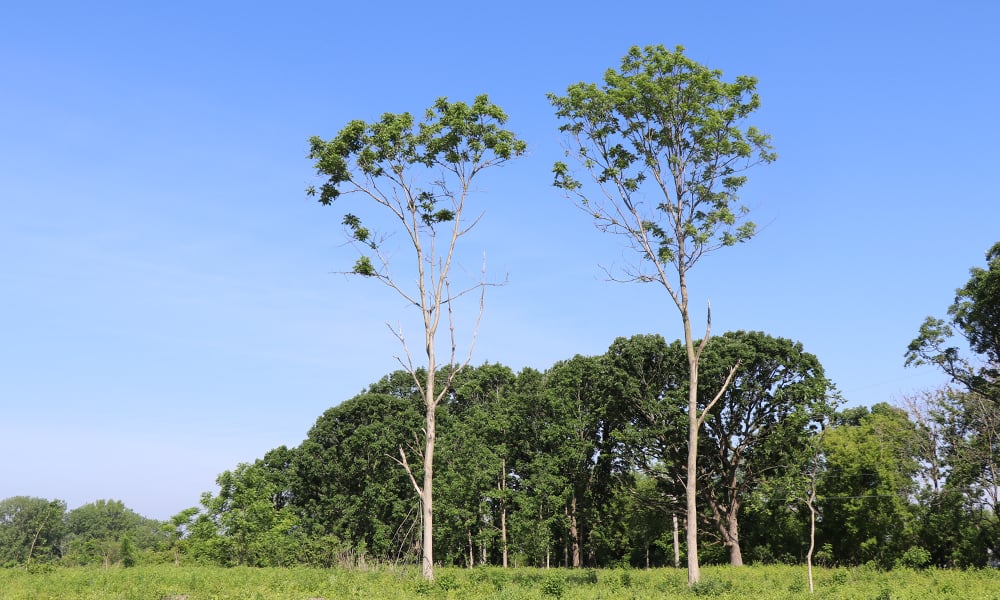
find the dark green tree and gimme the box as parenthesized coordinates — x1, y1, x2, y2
(697, 331, 835, 566)
(550, 45, 775, 584)
(437, 363, 520, 567)
(291, 373, 425, 564)
(0, 496, 66, 568)
(606, 332, 833, 566)
(307, 95, 526, 580)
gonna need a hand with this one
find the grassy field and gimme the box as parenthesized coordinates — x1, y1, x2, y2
(2, 564, 999, 599)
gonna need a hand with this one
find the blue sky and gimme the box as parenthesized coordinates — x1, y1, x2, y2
(2, 1, 996, 521)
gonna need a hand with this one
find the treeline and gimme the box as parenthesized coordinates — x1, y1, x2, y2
(183, 331, 998, 570)
(5, 332, 997, 572)
(0, 498, 165, 568)
(16, 328, 992, 574)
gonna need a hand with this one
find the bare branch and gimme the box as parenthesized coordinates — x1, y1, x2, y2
(395, 448, 424, 500)
(698, 360, 741, 429)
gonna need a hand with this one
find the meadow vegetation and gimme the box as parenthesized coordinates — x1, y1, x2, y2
(3, 564, 1000, 600)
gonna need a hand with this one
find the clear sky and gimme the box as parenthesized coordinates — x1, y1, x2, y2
(2, 1, 996, 522)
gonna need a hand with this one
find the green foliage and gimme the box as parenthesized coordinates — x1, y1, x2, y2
(61, 499, 165, 567)
(0, 496, 66, 568)
(689, 576, 733, 596)
(6, 563, 1000, 599)
(895, 546, 931, 569)
(118, 535, 135, 568)
(818, 404, 922, 568)
(541, 572, 566, 597)
(549, 45, 773, 284)
(307, 95, 526, 279)
(290, 379, 425, 562)
(907, 241, 1000, 397)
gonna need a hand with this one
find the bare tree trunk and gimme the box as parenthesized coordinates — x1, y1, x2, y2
(500, 458, 509, 568)
(501, 501, 508, 568)
(25, 519, 46, 570)
(673, 513, 680, 569)
(684, 312, 701, 584)
(421, 399, 436, 580)
(468, 529, 474, 568)
(806, 460, 818, 594)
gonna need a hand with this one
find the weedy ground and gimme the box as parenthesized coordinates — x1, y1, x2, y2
(2, 563, 999, 599)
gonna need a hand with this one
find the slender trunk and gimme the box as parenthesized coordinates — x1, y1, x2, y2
(807, 464, 818, 593)
(422, 389, 436, 580)
(500, 460, 509, 568)
(673, 513, 680, 569)
(685, 312, 701, 585)
(25, 519, 46, 570)
(468, 529, 474, 568)
(569, 494, 581, 568)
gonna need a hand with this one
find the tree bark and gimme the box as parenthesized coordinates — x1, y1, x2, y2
(421, 391, 436, 580)
(725, 503, 743, 567)
(684, 312, 701, 584)
(673, 513, 680, 568)
(500, 459, 509, 568)
(569, 494, 581, 568)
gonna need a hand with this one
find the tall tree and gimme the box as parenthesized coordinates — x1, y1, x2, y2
(307, 95, 526, 579)
(550, 45, 775, 583)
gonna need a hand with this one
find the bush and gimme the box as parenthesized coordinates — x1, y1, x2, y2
(895, 546, 931, 570)
(541, 573, 565, 598)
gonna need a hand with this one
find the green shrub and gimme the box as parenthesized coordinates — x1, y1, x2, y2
(690, 577, 733, 596)
(896, 546, 931, 570)
(541, 573, 565, 598)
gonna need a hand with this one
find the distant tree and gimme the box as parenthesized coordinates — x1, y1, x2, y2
(307, 95, 525, 580)
(62, 499, 164, 567)
(0, 496, 65, 568)
(550, 45, 775, 583)
(539, 355, 620, 567)
(905, 242, 1000, 565)
(162, 507, 199, 566)
(818, 404, 922, 568)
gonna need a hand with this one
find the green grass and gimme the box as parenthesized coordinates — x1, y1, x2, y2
(2, 564, 1000, 599)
